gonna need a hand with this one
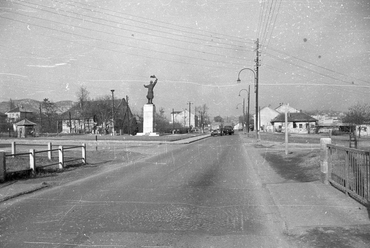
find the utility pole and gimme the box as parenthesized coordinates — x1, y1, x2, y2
(39, 103, 42, 132)
(247, 85, 250, 133)
(285, 103, 289, 155)
(255, 38, 260, 139)
(126, 95, 130, 135)
(172, 108, 175, 133)
(188, 102, 192, 133)
(111, 90, 115, 135)
(242, 98, 245, 132)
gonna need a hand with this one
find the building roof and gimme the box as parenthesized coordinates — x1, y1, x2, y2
(6, 107, 33, 113)
(270, 112, 318, 123)
(15, 119, 37, 126)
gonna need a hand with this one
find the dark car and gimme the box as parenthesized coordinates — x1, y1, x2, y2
(222, 125, 234, 135)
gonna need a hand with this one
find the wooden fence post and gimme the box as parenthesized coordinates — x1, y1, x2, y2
(82, 143, 86, 164)
(320, 138, 331, 185)
(345, 150, 349, 195)
(11, 141, 16, 158)
(58, 146, 64, 169)
(0, 152, 6, 183)
(29, 149, 35, 173)
(48, 142, 52, 160)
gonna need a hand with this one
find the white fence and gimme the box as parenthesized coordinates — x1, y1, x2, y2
(0, 142, 86, 182)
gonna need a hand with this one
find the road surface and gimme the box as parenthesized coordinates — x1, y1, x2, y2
(0, 135, 288, 247)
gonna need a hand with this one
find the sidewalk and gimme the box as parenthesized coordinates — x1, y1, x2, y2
(0, 134, 210, 203)
(242, 135, 370, 247)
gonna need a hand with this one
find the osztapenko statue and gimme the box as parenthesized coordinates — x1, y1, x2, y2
(144, 75, 158, 104)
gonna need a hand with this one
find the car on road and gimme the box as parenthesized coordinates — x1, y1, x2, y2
(222, 125, 234, 135)
(211, 129, 222, 136)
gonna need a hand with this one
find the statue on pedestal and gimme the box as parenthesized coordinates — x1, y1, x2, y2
(144, 75, 158, 104)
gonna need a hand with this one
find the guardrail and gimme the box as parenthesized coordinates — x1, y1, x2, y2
(327, 144, 370, 205)
(0, 142, 86, 182)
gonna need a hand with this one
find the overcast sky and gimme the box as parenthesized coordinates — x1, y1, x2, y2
(0, 0, 369, 117)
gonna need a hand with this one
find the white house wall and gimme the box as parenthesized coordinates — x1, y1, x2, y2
(273, 121, 316, 134)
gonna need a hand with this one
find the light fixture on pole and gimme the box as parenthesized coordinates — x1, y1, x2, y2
(237, 68, 258, 139)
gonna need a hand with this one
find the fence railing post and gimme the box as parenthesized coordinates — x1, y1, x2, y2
(29, 149, 35, 173)
(58, 146, 64, 169)
(48, 142, 52, 160)
(11, 141, 16, 158)
(367, 152, 370, 202)
(345, 150, 349, 195)
(320, 138, 331, 185)
(0, 152, 6, 183)
(82, 143, 86, 164)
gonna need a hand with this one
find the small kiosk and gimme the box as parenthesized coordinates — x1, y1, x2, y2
(15, 119, 37, 138)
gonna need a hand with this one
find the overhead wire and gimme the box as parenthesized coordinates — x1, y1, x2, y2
(59, 0, 254, 45)
(264, 0, 282, 51)
(265, 46, 370, 85)
(0, 15, 246, 71)
(12, 1, 254, 61)
(0, 12, 246, 69)
(259, 0, 275, 48)
(264, 51, 357, 85)
(12, 0, 251, 54)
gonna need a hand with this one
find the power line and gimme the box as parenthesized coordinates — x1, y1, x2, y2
(264, 52, 355, 84)
(264, 0, 282, 50)
(12, 0, 253, 60)
(60, 0, 254, 45)
(259, 0, 276, 46)
(0, 13, 246, 68)
(265, 46, 370, 85)
(12, 0, 250, 54)
(0, 15, 247, 71)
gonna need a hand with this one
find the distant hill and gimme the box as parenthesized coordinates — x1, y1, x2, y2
(0, 99, 75, 114)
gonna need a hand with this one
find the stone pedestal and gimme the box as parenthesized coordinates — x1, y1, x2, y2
(136, 104, 159, 136)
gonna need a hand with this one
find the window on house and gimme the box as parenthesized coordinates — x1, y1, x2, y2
(293, 122, 297, 128)
(299, 124, 303, 128)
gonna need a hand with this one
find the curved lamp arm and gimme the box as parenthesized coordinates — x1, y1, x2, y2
(237, 68, 256, 91)
(238, 88, 249, 96)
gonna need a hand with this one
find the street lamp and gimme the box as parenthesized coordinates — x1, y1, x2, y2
(237, 68, 259, 139)
(238, 88, 250, 133)
(111, 89, 115, 136)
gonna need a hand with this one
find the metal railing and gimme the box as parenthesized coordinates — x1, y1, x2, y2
(327, 144, 370, 205)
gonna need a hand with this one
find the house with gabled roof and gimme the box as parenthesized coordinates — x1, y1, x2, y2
(270, 111, 318, 134)
(5, 107, 33, 123)
(253, 106, 280, 132)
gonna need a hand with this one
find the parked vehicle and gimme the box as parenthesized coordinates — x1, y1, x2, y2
(222, 125, 234, 135)
(211, 129, 222, 136)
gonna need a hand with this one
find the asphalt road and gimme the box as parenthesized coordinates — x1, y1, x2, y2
(0, 135, 287, 247)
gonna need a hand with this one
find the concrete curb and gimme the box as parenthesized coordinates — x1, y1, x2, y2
(0, 182, 50, 203)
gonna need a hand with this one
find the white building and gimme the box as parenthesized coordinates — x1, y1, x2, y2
(170, 109, 195, 128)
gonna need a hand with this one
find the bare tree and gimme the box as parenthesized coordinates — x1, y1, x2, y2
(343, 103, 370, 125)
(343, 103, 370, 137)
(75, 86, 91, 132)
(89, 95, 112, 133)
(195, 104, 210, 133)
(42, 98, 58, 133)
(76, 86, 90, 109)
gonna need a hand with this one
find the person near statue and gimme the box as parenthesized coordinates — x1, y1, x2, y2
(144, 75, 158, 104)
